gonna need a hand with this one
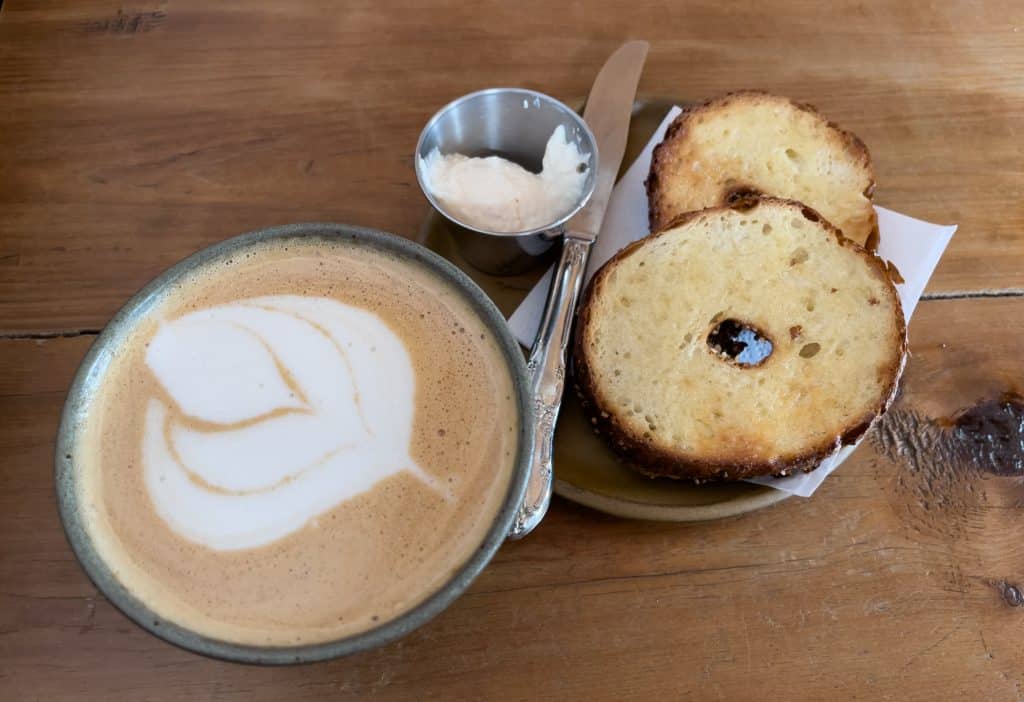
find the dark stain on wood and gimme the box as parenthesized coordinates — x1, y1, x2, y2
(875, 393, 1024, 479)
(873, 407, 982, 537)
(83, 9, 167, 34)
(945, 392, 1024, 476)
(874, 394, 1024, 544)
(989, 579, 1024, 608)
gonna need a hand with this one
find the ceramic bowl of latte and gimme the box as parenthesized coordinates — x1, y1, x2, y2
(55, 223, 533, 664)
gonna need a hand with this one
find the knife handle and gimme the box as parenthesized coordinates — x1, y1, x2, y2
(509, 235, 593, 539)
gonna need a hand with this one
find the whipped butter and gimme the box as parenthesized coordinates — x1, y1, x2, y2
(420, 125, 589, 233)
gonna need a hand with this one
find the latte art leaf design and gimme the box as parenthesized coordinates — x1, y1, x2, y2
(143, 295, 438, 551)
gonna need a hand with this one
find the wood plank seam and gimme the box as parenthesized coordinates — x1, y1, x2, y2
(0, 328, 102, 340)
(0, 293, 1019, 340)
(922, 289, 1024, 300)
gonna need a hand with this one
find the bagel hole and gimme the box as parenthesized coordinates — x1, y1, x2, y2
(706, 319, 774, 367)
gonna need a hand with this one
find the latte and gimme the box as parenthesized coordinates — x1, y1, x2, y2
(75, 236, 520, 646)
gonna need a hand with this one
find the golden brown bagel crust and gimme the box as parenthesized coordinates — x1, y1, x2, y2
(646, 91, 879, 250)
(573, 197, 906, 481)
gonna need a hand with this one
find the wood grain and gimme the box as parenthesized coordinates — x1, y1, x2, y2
(2, 296, 1023, 699)
(2, 1, 1024, 699)
(1, 0, 1023, 332)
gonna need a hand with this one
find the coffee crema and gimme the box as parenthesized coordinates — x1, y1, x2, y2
(77, 238, 519, 646)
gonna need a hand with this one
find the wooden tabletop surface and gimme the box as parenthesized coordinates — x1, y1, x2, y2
(2, 1, 1023, 699)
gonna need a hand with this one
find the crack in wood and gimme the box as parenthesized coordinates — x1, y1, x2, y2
(0, 329, 101, 340)
(923, 289, 1024, 300)
(900, 625, 961, 672)
(82, 9, 167, 34)
(1, 291, 1019, 343)
(469, 554, 836, 597)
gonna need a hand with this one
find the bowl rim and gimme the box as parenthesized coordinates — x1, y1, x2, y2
(54, 222, 535, 665)
(414, 87, 598, 238)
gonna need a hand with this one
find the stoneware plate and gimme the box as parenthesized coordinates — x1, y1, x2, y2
(417, 97, 793, 521)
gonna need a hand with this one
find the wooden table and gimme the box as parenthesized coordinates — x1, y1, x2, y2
(2, 1, 1023, 699)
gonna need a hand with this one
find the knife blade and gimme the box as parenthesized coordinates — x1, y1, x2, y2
(509, 41, 649, 539)
(568, 40, 650, 242)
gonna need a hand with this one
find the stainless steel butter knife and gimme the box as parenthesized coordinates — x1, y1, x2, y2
(510, 40, 649, 538)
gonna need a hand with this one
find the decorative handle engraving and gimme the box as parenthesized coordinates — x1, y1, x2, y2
(509, 236, 592, 539)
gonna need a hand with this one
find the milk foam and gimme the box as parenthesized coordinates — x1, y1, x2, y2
(144, 295, 437, 551)
(78, 240, 520, 646)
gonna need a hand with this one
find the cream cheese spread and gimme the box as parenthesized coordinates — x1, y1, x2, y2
(420, 125, 588, 233)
